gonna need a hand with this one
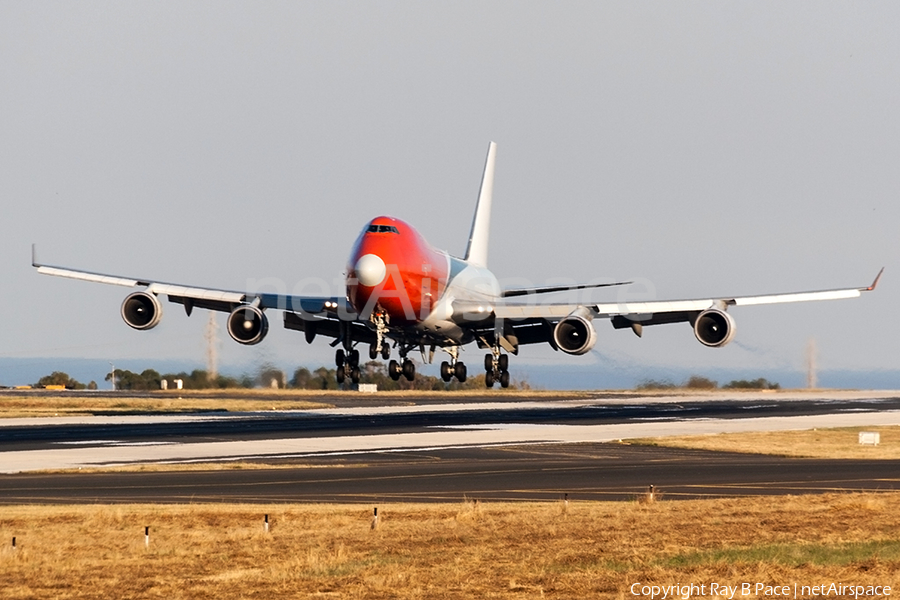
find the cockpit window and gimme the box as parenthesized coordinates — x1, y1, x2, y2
(367, 224, 399, 234)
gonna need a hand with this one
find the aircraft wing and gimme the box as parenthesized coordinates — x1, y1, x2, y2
(493, 269, 883, 323)
(32, 249, 352, 318)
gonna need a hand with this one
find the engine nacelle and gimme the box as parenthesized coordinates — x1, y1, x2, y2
(121, 291, 163, 330)
(693, 308, 736, 348)
(227, 305, 269, 345)
(552, 310, 597, 355)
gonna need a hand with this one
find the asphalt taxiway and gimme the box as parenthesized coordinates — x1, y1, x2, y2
(1, 390, 899, 503)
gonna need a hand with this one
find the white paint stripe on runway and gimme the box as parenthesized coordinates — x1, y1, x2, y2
(2, 410, 900, 473)
(2, 390, 898, 428)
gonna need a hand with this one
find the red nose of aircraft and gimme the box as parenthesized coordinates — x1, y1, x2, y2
(346, 217, 448, 324)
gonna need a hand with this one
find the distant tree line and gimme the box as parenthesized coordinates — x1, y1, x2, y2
(722, 378, 781, 390)
(290, 361, 527, 391)
(30, 369, 253, 391)
(636, 375, 780, 391)
(32, 361, 530, 391)
(104, 369, 255, 390)
(34, 371, 97, 390)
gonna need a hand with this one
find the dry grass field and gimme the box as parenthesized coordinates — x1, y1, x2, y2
(0, 394, 331, 418)
(1, 494, 899, 599)
(0, 389, 601, 418)
(637, 426, 900, 460)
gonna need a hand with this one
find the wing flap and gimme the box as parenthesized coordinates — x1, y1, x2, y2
(284, 311, 376, 343)
(168, 295, 235, 314)
(494, 299, 716, 320)
(148, 283, 245, 304)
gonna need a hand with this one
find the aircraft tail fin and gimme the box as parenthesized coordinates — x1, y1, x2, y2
(464, 141, 497, 268)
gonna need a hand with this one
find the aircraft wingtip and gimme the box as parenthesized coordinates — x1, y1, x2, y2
(866, 267, 884, 291)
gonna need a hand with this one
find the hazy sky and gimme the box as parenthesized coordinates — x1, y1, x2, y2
(1, 3, 898, 384)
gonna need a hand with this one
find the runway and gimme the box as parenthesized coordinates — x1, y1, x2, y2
(3, 443, 900, 504)
(1, 391, 899, 503)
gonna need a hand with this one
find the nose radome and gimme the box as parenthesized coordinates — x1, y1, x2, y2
(355, 253, 386, 287)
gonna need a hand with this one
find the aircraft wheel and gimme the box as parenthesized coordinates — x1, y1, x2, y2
(381, 344, 391, 360)
(440, 361, 453, 382)
(388, 360, 402, 381)
(485, 369, 494, 388)
(402, 360, 416, 381)
(484, 354, 494, 372)
(350, 367, 360, 384)
(369, 344, 378, 360)
(454, 362, 467, 383)
(499, 370, 510, 389)
(498, 354, 509, 372)
(349, 349, 360, 367)
(335, 349, 345, 368)
(336, 367, 346, 384)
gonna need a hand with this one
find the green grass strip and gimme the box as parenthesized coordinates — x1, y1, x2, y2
(661, 539, 900, 568)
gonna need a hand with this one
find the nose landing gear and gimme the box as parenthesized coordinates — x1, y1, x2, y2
(368, 311, 392, 362)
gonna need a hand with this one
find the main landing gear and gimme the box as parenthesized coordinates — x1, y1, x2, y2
(380, 339, 415, 382)
(484, 351, 510, 388)
(369, 342, 391, 361)
(388, 357, 416, 382)
(335, 348, 361, 385)
(439, 346, 467, 383)
(338, 343, 409, 385)
(338, 311, 395, 386)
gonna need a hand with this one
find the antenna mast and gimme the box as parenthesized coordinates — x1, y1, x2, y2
(805, 338, 817, 389)
(206, 312, 219, 383)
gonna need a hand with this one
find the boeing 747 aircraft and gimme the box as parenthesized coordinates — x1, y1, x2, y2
(33, 143, 881, 387)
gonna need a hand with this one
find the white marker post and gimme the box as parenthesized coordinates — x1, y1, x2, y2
(371, 507, 378, 530)
(12, 537, 16, 551)
(144, 526, 150, 548)
(264, 514, 269, 534)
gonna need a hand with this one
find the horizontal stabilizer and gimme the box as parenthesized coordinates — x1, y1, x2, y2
(502, 280, 633, 298)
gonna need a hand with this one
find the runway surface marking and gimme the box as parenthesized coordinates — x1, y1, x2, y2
(2, 389, 896, 428)
(3, 409, 899, 473)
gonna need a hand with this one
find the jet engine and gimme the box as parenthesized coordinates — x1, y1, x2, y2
(552, 309, 597, 355)
(121, 291, 163, 330)
(227, 305, 269, 345)
(692, 308, 736, 348)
